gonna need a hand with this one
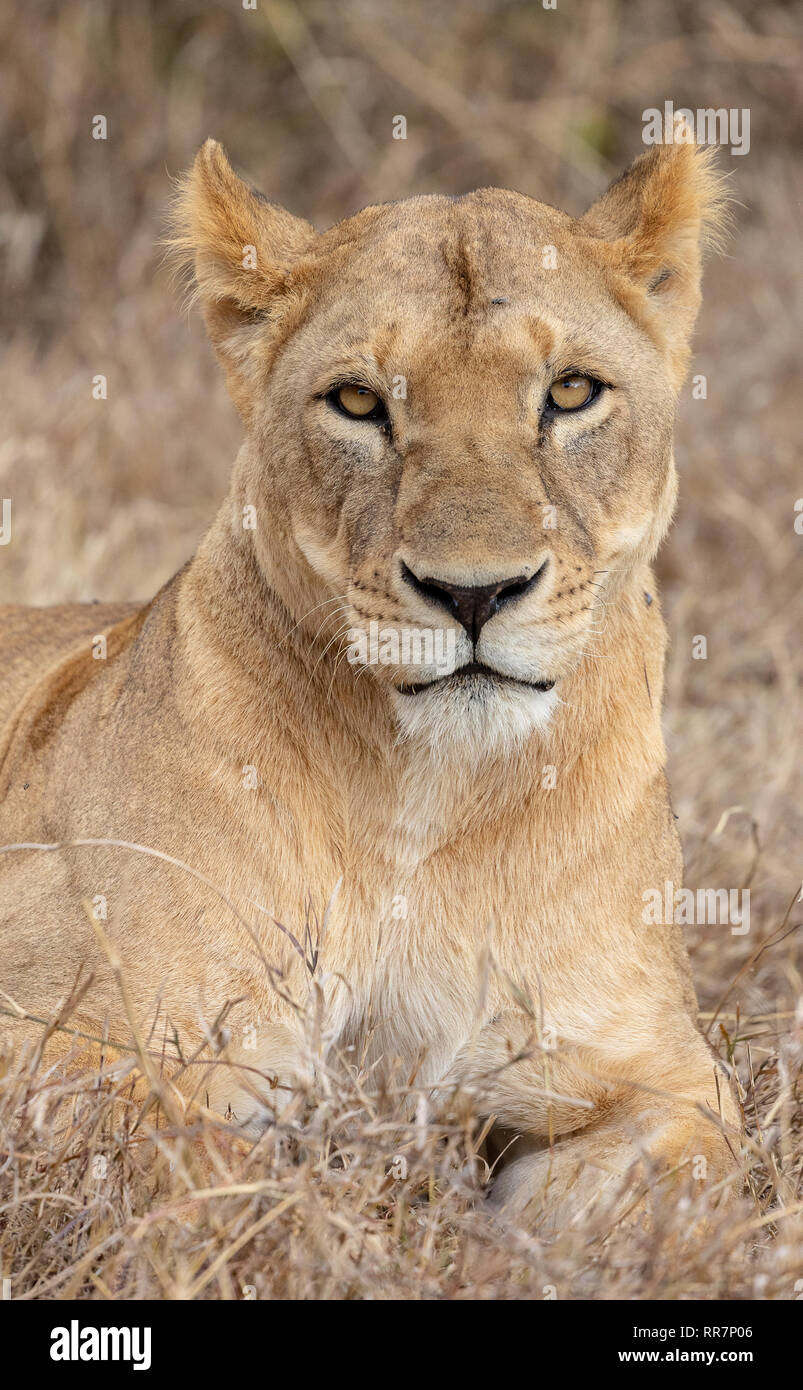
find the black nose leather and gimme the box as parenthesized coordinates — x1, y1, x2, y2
(402, 563, 545, 643)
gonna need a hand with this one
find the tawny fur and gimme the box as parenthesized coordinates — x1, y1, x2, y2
(0, 137, 739, 1225)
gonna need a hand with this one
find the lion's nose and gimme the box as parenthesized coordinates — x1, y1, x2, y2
(401, 561, 546, 644)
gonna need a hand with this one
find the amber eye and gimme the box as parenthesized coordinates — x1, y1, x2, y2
(334, 384, 383, 418)
(547, 374, 595, 411)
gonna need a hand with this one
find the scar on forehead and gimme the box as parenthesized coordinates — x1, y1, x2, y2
(440, 235, 477, 317)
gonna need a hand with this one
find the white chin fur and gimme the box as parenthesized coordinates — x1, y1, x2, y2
(390, 673, 559, 754)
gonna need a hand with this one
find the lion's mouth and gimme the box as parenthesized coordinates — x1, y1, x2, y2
(395, 661, 556, 696)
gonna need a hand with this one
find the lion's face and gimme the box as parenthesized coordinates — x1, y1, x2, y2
(257, 193, 678, 745)
(178, 142, 722, 747)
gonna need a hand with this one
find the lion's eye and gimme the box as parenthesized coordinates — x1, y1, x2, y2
(547, 374, 596, 411)
(333, 384, 384, 419)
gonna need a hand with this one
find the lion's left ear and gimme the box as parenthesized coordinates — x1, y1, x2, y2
(581, 138, 731, 381)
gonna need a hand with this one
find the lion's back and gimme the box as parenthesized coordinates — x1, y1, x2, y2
(0, 602, 139, 728)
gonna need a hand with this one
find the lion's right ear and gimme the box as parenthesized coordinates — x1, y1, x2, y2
(168, 140, 315, 411)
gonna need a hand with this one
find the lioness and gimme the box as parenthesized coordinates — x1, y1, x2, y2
(0, 136, 739, 1222)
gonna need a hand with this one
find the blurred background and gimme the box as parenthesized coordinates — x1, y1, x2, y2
(0, 0, 800, 1048)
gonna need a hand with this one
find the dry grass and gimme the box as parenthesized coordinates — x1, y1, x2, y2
(0, 985, 799, 1301)
(1, 0, 801, 1299)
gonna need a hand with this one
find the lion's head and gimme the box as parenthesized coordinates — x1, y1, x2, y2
(174, 137, 726, 749)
